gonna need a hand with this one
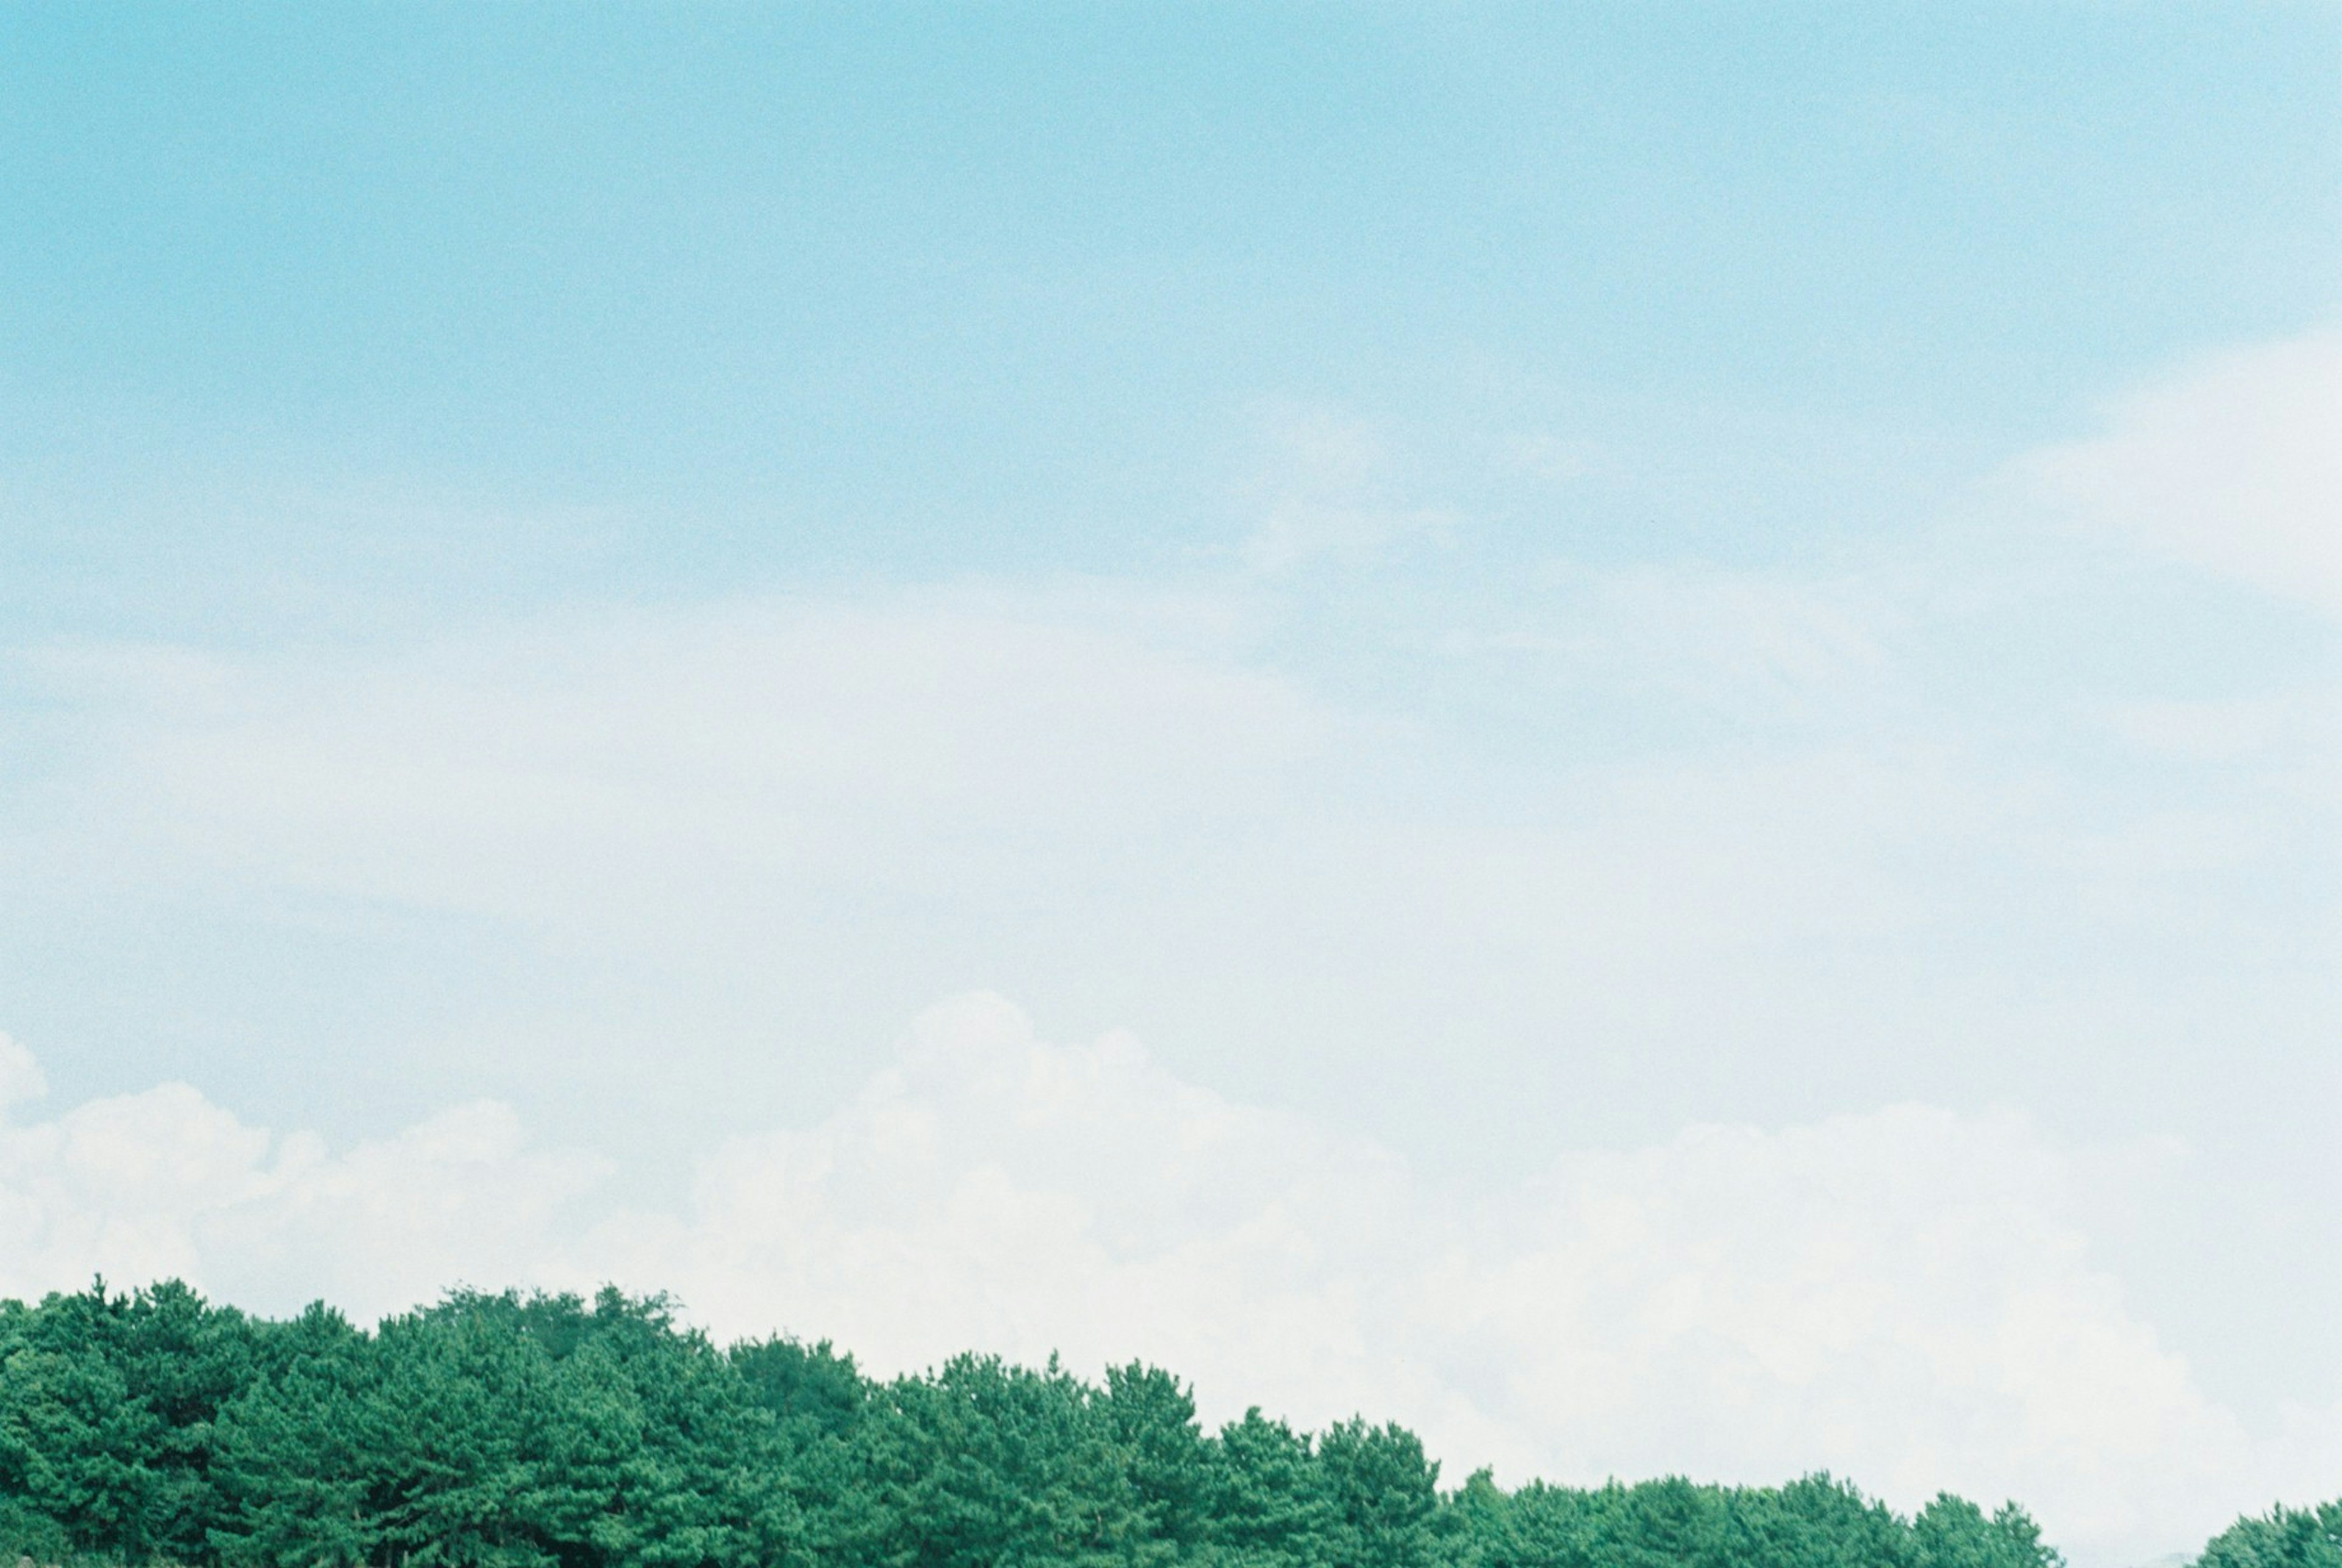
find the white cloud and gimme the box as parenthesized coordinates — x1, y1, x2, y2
(0, 1073, 599, 1321)
(0, 575, 2100, 1040)
(1, 1001, 2330, 1568)
(1239, 404, 1456, 573)
(0, 1032, 46, 1111)
(596, 992, 1420, 1425)
(2020, 326, 2342, 614)
(9, 585, 1330, 950)
(5, 559, 2330, 1354)
(0, 1083, 275, 1296)
(598, 997, 2333, 1567)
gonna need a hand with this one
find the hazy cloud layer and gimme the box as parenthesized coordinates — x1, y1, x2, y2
(11, 586, 1323, 937)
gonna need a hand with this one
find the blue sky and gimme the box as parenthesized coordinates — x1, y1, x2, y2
(4, 4, 2334, 609)
(2, 7, 2338, 1563)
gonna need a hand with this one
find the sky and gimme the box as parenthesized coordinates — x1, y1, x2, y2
(1, 4, 2338, 1564)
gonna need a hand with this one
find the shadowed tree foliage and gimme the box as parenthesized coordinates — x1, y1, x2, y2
(0, 1278, 2318, 1568)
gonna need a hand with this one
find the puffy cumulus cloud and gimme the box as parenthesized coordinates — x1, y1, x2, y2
(0, 1066, 600, 1323)
(0, 1083, 276, 1298)
(2, 1001, 2333, 1567)
(595, 992, 1424, 1431)
(2020, 326, 2342, 614)
(196, 1100, 609, 1322)
(598, 998, 2329, 1566)
(1421, 1112, 2249, 1549)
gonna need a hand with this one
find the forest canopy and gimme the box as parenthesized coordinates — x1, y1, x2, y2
(0, 1281, 2331, 1568)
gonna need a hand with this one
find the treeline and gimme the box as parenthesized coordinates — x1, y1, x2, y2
(0, 1283, 2324, 1568)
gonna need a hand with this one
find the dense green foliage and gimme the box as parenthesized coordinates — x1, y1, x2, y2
(0, 1281, 2313, 1568)
(2194, 1501, 2342, 1568)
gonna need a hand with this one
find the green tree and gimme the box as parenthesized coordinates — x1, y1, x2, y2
(1312, 1418, 1440, 1568)
(1198, 1408, 1331, 1568)
(1728, 1473, 1913, 1568)
(731, 1334, 867, 1448)
(2196, 1500, 2342, 1568)
(1097, 1363, 1210, 1558)
(0, 1279, 271, 1561)
(1910, 1494, 2064, 1568)
(833, 1353, 1157, 1568)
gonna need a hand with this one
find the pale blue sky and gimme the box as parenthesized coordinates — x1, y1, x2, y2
(1, 8, 2338, 1559)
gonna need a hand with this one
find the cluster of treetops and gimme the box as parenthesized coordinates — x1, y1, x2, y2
(1, 1283, 2334, 1568)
